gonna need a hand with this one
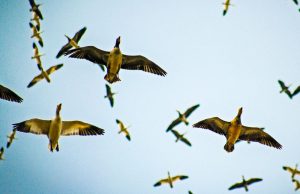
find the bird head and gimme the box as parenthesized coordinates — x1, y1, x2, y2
(64, 35, 72, 42)
(115, 36, 121, 48)
(56, 103, 62, 115)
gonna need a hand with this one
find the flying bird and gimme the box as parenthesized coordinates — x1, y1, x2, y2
(292, 179, 300, 191)
(13, 103, 105, 152)
(166, 104, 200, 132)
(29, 0, 43, 20)
(104, 84, 116, 107)
(223, 0, 232, 16)
(170, 129, 192, 147)
(0, 84, 23, 103)
(29, 22, 43, 47)
(0, 147, 4, 160)
(7, 129, 17, 148)
(116, 119, 131, 141)
(283, 164, 300, 179)
(56, 27, 87, 59)
(30, 11, 41, 31)
(31, 42, 44, 70)
(193, 107, 282, 152)
(228, 176, 262, 192)
(278, 80, 300, 99)
(27, 64, 63, 88)
(65, 36, 167, 84)
(153, 171, 188, 188)
(292, 0, 298, 5)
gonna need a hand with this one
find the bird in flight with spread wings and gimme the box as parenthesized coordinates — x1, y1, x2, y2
(116, 119, 131, 141)
(0, 84, 23, 103)
(65, 36, 167, 84)
(7, 129, 17, 148)
(283, 164, 300, 179)
(29, 22, 43, 47)
(193, 107, 282, 152)
(228, 176, 262, 192)
(13, 103, 105, 152)
(104, 84, 116, 107)
(29, 0, 43, 20)
(0, 147, 4, 160)
(278, 80, 300, 99)
(153, 171, 188, 188)
(170, 129, 192, 147)
(166, 104, 200, 132)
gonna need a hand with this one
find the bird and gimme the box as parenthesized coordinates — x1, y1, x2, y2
(29, 0, 43, 20)
(278, 80, 300, 99)
(166, 104, 200, 132)
(228, 176, 262, 192)
(29, 22, 43, 47)
(27, 64, 63, 88)
(31, 42, 44, 70)
(116, 119, 131, 141)
(0, 147, 4, 160)
(153, 171, 188, 188)
(56, 27, 87, 59)
(292, 179, 300, 191)
(30, 11, 41, 31)
(65, 36, 167, 84)
(193, 107, 282, 152)
(223, 0, 232, 16)
(7, 129, 17, 148)
(170, 129, 192, 146)
(283, 164, 300, 179)
(188, 191, 193, 194)
(104, 84, 116, 107)
(0, 84, 23, 103)
(292, 0, 299, 5)
(13, 103, 105, 152)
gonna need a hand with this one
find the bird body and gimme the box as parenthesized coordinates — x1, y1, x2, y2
(228, 176, 262, 191)
(13, 103, 105, 152)
(29, 0, 43, 20)
(106, 37, 122, 83)
(223, 0, 231, 16)
(0, 147, 4, 160)
(154, 172, 188, 188)
(7, 129, 17, 148)
(193, 107, 282, 152)
(0, 84, 23, 103)
(283, 164, 300, 179)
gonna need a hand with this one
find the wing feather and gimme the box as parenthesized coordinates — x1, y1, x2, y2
(193, 117, 230, 136)
(184, 104, 200, 117)
(13, 119, 50, 135)
(0, 85, 23, 103)
(61, 121, 105, 136)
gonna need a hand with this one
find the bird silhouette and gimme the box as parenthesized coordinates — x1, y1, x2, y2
(153, 171, 188, 188)
(228, 176, 262, 192)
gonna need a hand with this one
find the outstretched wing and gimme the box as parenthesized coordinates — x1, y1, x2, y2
(13, 119, 50, 135)
(292, 86, 300, 97)
(183, 104, 200, 117)
(170, 129, 180, 138)
(180, 137, 192, 147)
(73, 27, 87, 42)
(246, 178, 263, 185)
(121, 54, 167, 76)
(193, 117, 230, 136)
(116, 119, 125, 129)
(239, 126, 282, 149)
(171, 175, 189, 182)
(153, 178, 169, 187)
(228, 182, 244, 190)
(46, 64, 63, 75)
(166, 118, 181, 132)
(61, 121, 105, 136)
(0, 85, 23, 103)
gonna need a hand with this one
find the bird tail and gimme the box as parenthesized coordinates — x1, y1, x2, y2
(104, 73, 121, 84)
(224, 142, 234, 152)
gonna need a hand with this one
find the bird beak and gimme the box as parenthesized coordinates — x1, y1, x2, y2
(57, 103, 62, 110)
(238, 107, 243, 116)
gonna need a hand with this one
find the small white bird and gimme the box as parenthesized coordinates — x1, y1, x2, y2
(153, 171, 188, 188)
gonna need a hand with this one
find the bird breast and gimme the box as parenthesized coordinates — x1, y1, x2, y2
(49, 118, 62, 142)
(108, 48, 122, 74)
(227, 123, 242, 143)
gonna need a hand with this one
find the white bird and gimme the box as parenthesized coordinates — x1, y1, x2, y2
(153, 171, 188, 188)
(13, 103, 105, 152)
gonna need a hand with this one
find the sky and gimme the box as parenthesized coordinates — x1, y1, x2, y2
(0, 0, 300, 193)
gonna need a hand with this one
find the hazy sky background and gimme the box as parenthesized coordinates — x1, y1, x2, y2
(0, 0, 300, 193)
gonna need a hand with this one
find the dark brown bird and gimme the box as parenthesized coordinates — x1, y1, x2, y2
(56, 27, 87, 58)
(0, 84, 23, 103)
(29, 0, 43, 20)
(193, 107, 282, 152)
(166, 104, 200, 132)
(228, 176, 262, 192)
(65, 36, 167, 84)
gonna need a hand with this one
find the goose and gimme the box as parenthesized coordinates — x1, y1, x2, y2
(166, 104, 200, 132)
(56, 27, 87, 59)
(29, 0, 43, 20)
(104, 84, 116, 107)
(65, 36, 167, 84)
(31, 11, 41, 31)
(0, 84, 23, 103)
(292, 179, 300, 191)
(228, 176, 262, 192)
(223, 0, 232, 16)
(283, 164, 300, 179)
(13, 103, 105, 152)
(170, 129, 192, 147)
(116, 119, 131, 141)
(153, 171, 188, 188)
(293, 0, 299, 5)
(193, 107, 282, 152)
(31, 42, 44, 70)
(27, 64, 63, 88)
(29, 22, 43, 47)
(278, 80, 300, 99)
(7, 129, 17, 148)
(0, 147, 4, 160)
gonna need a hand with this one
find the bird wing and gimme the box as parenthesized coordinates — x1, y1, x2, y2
(105, 84, 112, 95)
(13, 119, 50, 135)
(109, 96, 114, 107)
(238, 126, 282, 149)
(292, 86, 300, 97)
(116, 119, 126, 129)
(171, 175, 189, 182)
(0, 85, 23, 103)
(193, 117, 230, 136)
(166, 118, 181, 132)
(228, 182, 244, 190)
(125, 131, 131, 141)
(121, 54, 167, 76)
(29, 0, 36, 7)
(246, 178, 263, 185)
(170, 129, 180, 138)
(45, 64, 63, 75)
(73, 27, 87, 42)
(56, 43, 72, 58)
(180, 136, 192, 146)
(293, 0, 298, 5)
(27, 72, 44, 88)
(153, 178, 169, 187)
(278, 80, 292, 98)
(61, 121, 105, 136)
(34, 8, 43, 20)
(183, 104, 200, 117)
(65, 46, 108, 70)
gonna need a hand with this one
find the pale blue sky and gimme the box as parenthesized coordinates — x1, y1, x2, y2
(0, 0, 300, 193)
